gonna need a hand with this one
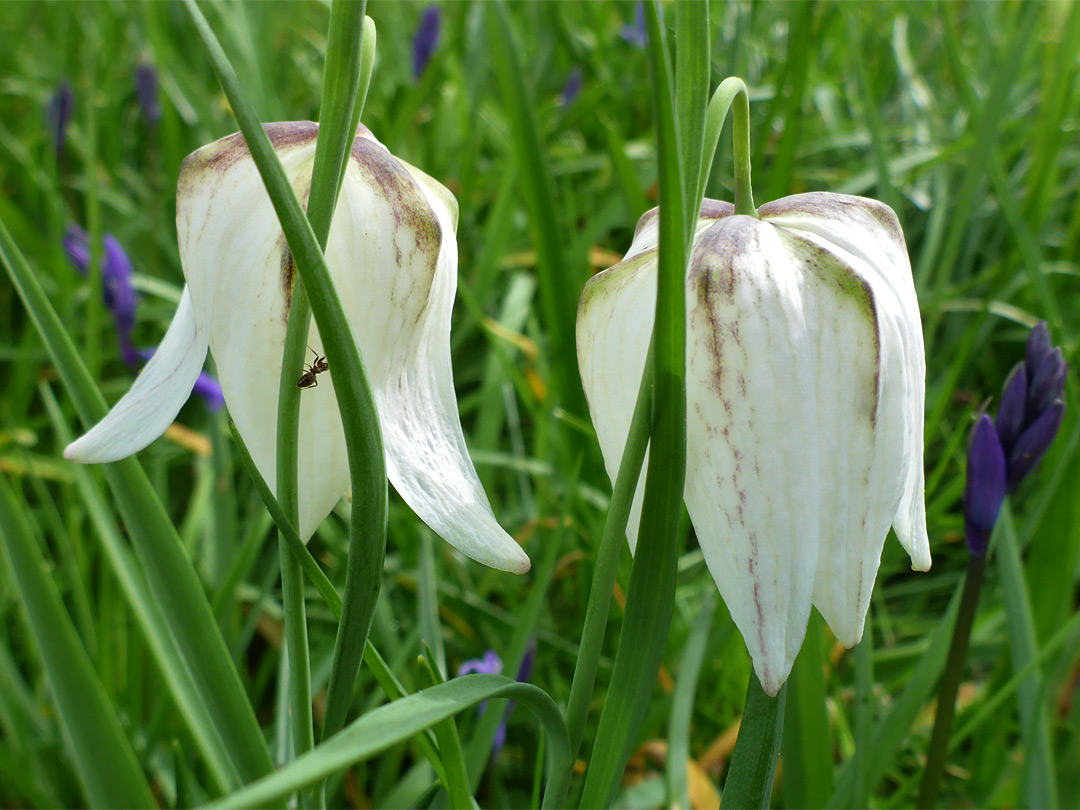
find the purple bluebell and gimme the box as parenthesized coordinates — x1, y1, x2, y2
(963, 415, 1006, 556)
(134, 64, 162, 127)
(457, 649, 502, 677)
(412, 5, 441, 79)
(46, 80, 74, 156)
(562, 67, 583, 106)
(995, 362, 1027, 455)
(1007, 401, 1064, 492)
(1027, 347, 1066, 417)
(618, 2, 647, 48)
(64, 225, 138, 342)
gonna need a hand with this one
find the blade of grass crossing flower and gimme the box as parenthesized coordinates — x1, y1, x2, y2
(721, 673, 786, 809)
(181, 1, 389, 762)
(419, 649, 475, 810)
(675, 0, 709, 230)
(0, 475, 156, 809)
(488, 0, 585, 415)
(668, 592, 716, 810)
(579, 3, 689, 805)
(207, 676, 572, 810)
(828, 583, 963, 807)
(272, 5, 368, 795)
(419, 531, 447, 677)
(780, 611, 834, 809)
(564, 343, 654, 759)
(42, 384, 242, 795)
(996, 502, 1059, 809)
(0, 213, 275, 785)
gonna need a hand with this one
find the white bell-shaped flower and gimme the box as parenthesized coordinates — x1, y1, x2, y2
(66, 122, 529, 575)
(578, 193, 930, 694)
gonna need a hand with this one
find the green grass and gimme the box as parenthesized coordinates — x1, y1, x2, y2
(1, 1, 1079, 808)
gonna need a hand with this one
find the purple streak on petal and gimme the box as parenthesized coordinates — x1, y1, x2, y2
(1025, 321, 1052, 383)
(995, 361, 1027, 455)
(562, 67, 583, 105)
(135, 64, 162, 126)
(413, 5, 442, 79)
(619, 2, 647, 48)
(963, 414, 1006, 556)
(63, 224, 91, 274)
(1028, 347, 1066, 418)
(138, 347, 224, 411)
(46, 80, 74, 156)
(102, 234, 137, 335)
(1007, 400, 1065, 492)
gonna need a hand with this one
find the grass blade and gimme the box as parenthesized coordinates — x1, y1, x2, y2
(205, 675, 572, 810)
(780, 611, 834, 809)
(0, 475, 156, 809)
(579, 3, 690, 805)
(668, 592, 716, 810)
(720, 673, 787, 809)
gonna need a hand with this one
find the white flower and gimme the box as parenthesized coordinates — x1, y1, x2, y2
(65, 122, 529, 575)
(577, 193, 930, 694)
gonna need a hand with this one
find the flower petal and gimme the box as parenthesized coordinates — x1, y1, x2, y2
(64, 285, 209, 463)
(685, 216, 824, 694)
(330, 136, 529, 573)
(761, 193, 930, 574)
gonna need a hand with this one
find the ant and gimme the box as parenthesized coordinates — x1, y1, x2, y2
(296, 345, 329, 389)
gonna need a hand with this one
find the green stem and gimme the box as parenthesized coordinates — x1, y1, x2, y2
(720, 672, 787, 809)
(563, 342, 653, 760)
(916, 552, 986, 809)
(700, 77, 758, 217)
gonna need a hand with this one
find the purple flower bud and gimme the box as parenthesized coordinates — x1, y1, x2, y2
(134, 64, 162, 126)
(412, 6, 441, 79)
(619, 2, 647, 48)
(562, 67, 583, 106)
(46, 80, 74, 157)
(63, 224, 91, 273)
(1027, 347, 1066, 418)
(995, 361, 1026, 455)
(1025, 321, 1052, 383)
(1007, 400, 1064, 491)
(102, 235, 137, 335)
(963, 415, 1006, 556)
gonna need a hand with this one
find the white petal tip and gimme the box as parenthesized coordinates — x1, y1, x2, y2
(910, 556, 932, 573)
(492, 546, 531, 575)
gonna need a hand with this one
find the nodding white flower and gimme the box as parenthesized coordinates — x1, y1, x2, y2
(578, 193, 930, 694)
(65, 122, 530, 575)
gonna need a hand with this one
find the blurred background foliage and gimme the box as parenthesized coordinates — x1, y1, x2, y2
(0, 1, 1078, 807)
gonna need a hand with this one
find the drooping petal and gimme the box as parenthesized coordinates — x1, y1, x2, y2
(760, 194, 930, 574)
(64, 286, 209, 462)
(331, 133, 529, 573)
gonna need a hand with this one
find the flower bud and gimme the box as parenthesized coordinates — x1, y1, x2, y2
(1007, 400, 1064, 491)
(1025, 321, 1052, 382)
(995, 361, 1026, 456)
(1027, 347, 1066, 418)
(963, 415, 1006, 556)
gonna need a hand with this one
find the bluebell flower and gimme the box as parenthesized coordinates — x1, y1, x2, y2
(134, 64, 162, 127)
(63, 225, 138, 355)
(412, 5, 441, 79)
(562, 67, 583, 106)
(618, 2, 647, 48)
(46, 80, 74, 157)
(457, 650, 502, 678)
(457, 641, 537, 758)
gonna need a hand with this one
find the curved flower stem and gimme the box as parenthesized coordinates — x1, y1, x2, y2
(917, 551, 986, 808)
(720, 673, 788, 809)
(564, 340, 654, 759)
(699, 77, 758, 217)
